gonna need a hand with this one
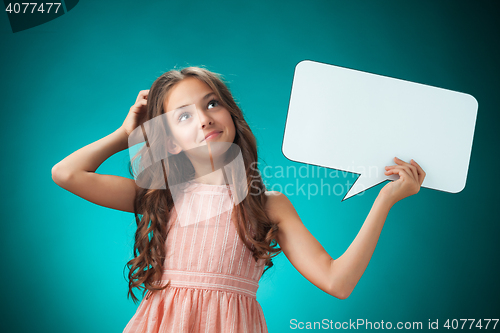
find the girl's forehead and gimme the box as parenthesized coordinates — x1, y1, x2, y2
(164, 78, 213, 113)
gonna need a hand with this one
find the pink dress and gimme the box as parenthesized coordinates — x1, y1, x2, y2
(123, 180, 269, 333)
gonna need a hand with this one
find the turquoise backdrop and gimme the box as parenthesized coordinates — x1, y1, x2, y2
(1, 0, 498, 332)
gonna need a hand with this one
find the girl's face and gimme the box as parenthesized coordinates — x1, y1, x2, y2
(163, 77, 236, 157)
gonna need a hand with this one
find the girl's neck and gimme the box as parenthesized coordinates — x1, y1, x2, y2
(193, 171, 227, 185)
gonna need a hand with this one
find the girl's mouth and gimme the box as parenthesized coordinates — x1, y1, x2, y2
(204, 131, 222, 141)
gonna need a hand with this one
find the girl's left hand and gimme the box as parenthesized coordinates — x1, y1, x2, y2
(379, 157, 426, 206)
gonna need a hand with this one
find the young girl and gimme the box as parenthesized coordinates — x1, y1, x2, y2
(52, 66, 426, 333)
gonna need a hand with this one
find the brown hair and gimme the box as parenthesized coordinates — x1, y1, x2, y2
(125, 66, 282, 303)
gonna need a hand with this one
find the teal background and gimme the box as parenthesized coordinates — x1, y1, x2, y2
(1, 0, 499, 332)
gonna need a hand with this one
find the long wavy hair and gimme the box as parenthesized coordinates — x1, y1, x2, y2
(125, 66, 282, 303)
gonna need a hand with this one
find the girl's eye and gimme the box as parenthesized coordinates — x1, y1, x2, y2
(177, 99, 219, 122)
(208, 99, 220, 109)
(178, 112, 191, 122)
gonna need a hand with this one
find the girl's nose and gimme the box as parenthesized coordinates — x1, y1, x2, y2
(197, 109, 214, 128)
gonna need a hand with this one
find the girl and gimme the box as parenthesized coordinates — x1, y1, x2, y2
(52, 66, 426, 333)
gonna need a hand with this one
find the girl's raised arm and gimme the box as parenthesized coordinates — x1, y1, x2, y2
(266, 157, 426, 299)
(51, 90, 150, 214)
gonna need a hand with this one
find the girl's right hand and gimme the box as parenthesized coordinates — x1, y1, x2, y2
(121, 90, 149, 136)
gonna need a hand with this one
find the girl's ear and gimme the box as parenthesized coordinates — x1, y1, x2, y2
(166, 137, 182, 155)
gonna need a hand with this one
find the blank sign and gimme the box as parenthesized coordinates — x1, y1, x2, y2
(282, 60, 478, 201)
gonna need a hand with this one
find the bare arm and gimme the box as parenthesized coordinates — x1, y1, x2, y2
(333, 157, 426, 297)
(51, 127, 140, 213)
(52, 90, 150, 214)
(330, 195, 392, 298)
(266, 191, 338, 297)
(52, 126, 129, 175)
(269, 157, 426, 299)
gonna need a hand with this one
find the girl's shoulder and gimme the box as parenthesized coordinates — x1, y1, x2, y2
(264, 190, 281, 196)
(263, 190, 293, 225)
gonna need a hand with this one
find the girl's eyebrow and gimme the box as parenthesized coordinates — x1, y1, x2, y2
(173, 92, 216, 111)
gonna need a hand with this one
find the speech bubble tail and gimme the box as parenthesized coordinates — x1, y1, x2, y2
(341, 174, 387, 202)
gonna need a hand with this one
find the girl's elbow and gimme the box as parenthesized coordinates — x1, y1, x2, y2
(328, 269, 352, 299)
(328, 279, 351, 299)
(51, 164, 72, 186)
(330, 286, 351, 300)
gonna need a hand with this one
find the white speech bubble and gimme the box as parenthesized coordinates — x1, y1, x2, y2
(283, 60, 478, 201)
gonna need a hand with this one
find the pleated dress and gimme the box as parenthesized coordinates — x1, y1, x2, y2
(123, 180, 269, 333)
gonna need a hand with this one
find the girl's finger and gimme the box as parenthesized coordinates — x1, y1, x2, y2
(385, 165, 416, 182)
(384, 167, 409, 180)
(410, 159, 426, 185)
(394, 157, 413, 167)
(392, 165, 416, 182)
(130, 99, 148, 114)
(394, 157, 407, 165)
(385, 167, 407, 176)
(134, 99, 148, 107)
(407, 164, 418, 182)
(137, 99, 148, 109)
(135, 90, 150, 103)
(394, 157, 418, 182)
